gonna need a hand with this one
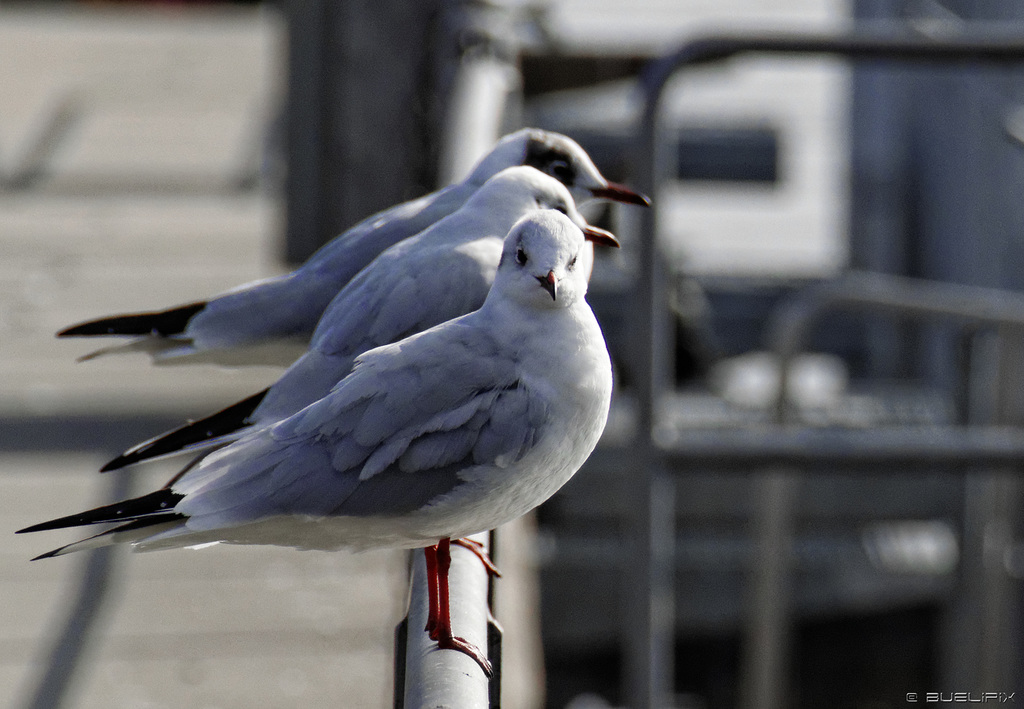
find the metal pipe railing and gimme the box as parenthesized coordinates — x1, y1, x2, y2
(629, 25, 1024, 709)
(395, 533, 500, 709)
(769, 270, 1024, 418)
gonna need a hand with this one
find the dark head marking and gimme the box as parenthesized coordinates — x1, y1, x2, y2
(524, 136, 578, 188)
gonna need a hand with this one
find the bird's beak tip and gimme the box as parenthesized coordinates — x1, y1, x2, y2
(537, 272, 557, 300)
(589, 181, 651, 208)
(583, 225, 620, 248)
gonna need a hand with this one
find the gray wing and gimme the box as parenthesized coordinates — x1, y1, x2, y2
(252, 236, 501, 423)
(173, 320, 549, 529)
(312, 236, 501, 355)
(183, 182, 474, 353)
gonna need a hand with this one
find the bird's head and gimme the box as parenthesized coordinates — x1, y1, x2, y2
(467, 129, 650, 210)
(493, 211, 594, 310)
(470, 167, 620, 251)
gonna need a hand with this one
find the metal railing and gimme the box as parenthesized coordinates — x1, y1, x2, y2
(750, 271, 1024, 709)
(394, 533, 502, 709)
(627, 25, 1024, 709)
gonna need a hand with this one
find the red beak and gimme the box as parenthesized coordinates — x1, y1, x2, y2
(583, 225, 620, 248)
(536, 271, 557, 300)
(589, 181, 651, 207)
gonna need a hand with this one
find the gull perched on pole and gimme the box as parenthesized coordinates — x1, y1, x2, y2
(20, 210, 615, 676)
(57, 129, 647, 366)
(102, 166, 620, 471)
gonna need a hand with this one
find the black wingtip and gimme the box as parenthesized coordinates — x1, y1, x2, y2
(57, 301, 207, 338)
(17, 489, 185, 535)
(18, 519, 71, 535)
(99, 457, 128, 473)
(31, 547, 65, 561)
(101, 388, 269, 472)
(27, 516, 182, 560)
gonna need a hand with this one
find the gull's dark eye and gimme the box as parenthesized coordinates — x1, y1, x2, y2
(516, 247, 528, 265)
(546, 159, 573, 184)
(568, 254, 578, 270)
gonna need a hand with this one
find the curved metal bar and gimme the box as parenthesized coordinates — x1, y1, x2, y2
(767, 270, 1024, 417)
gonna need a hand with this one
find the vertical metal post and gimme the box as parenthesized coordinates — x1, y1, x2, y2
(847, 5, 916, 382)
(944, 325, 1023, 693)
(984, 327, 1023, 693)
(738, 469, 797, 709)
(625, 52, 681, 709)
(436, 2, 518, 187)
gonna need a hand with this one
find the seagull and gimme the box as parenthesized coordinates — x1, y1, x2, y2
(20, 210, 615, 676)
(101, 166, 619, 471)
(57, 128, 647, 366)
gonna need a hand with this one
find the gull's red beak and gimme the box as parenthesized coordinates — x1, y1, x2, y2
(536, 271, 557, 300)
(583, 225, 620, 248)
(589, 181, 651, 208)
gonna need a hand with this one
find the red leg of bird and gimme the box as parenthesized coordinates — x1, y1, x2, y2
(433, 537, 493, 677)
(452, 537, 502, 577)
(423, 544, 440, 639)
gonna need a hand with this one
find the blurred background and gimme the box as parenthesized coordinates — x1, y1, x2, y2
(3, 0, 1024, 707)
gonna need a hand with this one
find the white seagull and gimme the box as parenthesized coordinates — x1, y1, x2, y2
(20, 210, 615, 675)
(58, 128, 647, 366)
(102, 166, 618, 471)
